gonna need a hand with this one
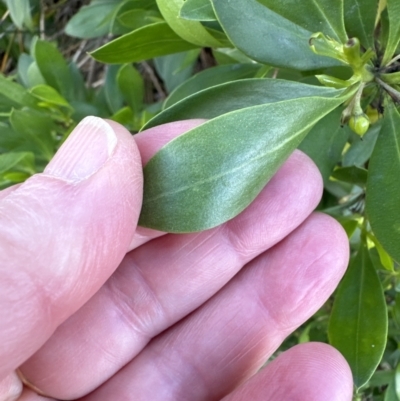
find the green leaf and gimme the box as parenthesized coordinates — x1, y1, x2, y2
(154, 50, 200, 93)
(30, 85, 72, 109)
(17, 53, 33, 88)
(331, 166, 368, 187)
(343, 0, 379, 49)
(211, 0, 343, 71)
(385, 378, 399, 401)
(117, 64, 144, 115)
(382, 0, 400, 65)
(139, 89, 350, 232)
(342, 121, 381, 167)
(114, 8, 162, 32)
(180, 0, 216, 21)
(164, 63, 260, 108)
(143, 78, 343, 130)
(90, 22, 198, 64)
(328, 243, 388, 389)
(4, 0, 33, 30)
(10, 109, 57, 162)
(256, 0, 347, 42)
(104, 65, 124, 114)
(26, 61, 46, 88)
(33, 40, 73, 100)
(366, 105, 400, 263)
(65, 1, 120, 39)
(298, 107, 349, 184)
(0, 152, 35, 175)
(0, 74, 37, 108)
(156, 0, 222, 47)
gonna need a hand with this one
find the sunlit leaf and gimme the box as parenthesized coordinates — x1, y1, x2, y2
(91, 22, 198, 64)
(156, 0, 222, 47)
(180, 0, 216, 21)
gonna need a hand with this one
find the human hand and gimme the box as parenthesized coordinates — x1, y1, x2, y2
(0, 117, 353, 401)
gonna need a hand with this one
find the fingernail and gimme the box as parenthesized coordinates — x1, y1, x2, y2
(44, 116, 117, 183)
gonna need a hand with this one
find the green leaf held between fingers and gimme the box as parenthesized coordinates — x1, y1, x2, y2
(343, 0, 379, 49)
(156, 0, 222, 47)
(91, 22, 198, 64)
(180, 0, 216, 21)
(144, 78, 342, 130)
(366, 105, 400, 263)
(328, 243, 388, 389)
(256, 0, 347, 43)
(164, 63, 260, 108)
(139, 89, 351, 232)
(382, 0, 400, 65)
(211, 0, 343, 71)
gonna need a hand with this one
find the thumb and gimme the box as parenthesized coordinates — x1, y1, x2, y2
(0, 117, 142, 379)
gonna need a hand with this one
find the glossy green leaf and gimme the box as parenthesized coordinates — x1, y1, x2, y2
(211, 0, 343, 71)
(30, 85, 72, 109)
(65, 1, 120, 39)
(368, 233, 394, 272)
(366, 105, 400, 263)
(343, 0, 379, 49)
(156, 0, 222, 47)
(164, 64, 260, 108)
(328, 243, 388, 389)
(144, 79, 342, 130)
(331, 166, 368, 187)
(4, 0, 33, 30)
(256, 0, 347, 42)
(382, 0, 400, 65)
(91, 22, 198, 64)
(0, 74, 37, 109)
(298, 107, 349, 183)
(33, 40, 73, 100)
(117, 64, 144, 115)
(180, 0, 216, 21)
(139, 89, 350, 232)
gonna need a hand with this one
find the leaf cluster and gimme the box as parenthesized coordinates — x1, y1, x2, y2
(2, 1, 400, 399)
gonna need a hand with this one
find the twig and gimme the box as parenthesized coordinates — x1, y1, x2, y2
(142, 61, 166, 99)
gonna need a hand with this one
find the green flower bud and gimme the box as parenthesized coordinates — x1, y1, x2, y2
(349, 113, 370, 136)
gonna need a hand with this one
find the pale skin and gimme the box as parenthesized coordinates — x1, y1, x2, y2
(0, 118, 353, 401)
